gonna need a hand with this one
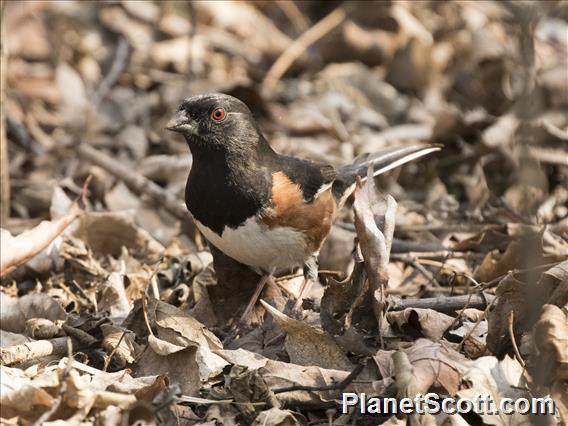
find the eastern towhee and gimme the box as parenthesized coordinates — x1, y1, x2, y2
(167, 93, 439, 325)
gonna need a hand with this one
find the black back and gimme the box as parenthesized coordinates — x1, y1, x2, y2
(278, 156, 336, 202)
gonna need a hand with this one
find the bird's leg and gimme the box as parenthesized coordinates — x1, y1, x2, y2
(237, 273, 273, 326)
(224, 273, 272, 345)
(291, 256, 318, 319)
(291, 277, 312, 318)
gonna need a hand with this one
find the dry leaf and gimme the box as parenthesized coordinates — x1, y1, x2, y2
(252, 407, 300, 426)
(56, 63, 88, 128)
(375, 338, 470, 396)
(529, 304, 568, 387)
(136, 343, 201, 397)
(0, 293, 67, 333)
(73, 211, 164, 260)
(386, 308, 455, 341)
(261, 300, 353, 371)
(353, 168, 397, 329)
(457, 356, 547, 425)
(24, 318, 64, 340)
(0, 366, 55, 417)
(146, 298, 228, 380)
(101, 324, 139, 368)
(0, 202, 83, 277)
(98, 272, 132, 320)
(216, 349, 366, 406)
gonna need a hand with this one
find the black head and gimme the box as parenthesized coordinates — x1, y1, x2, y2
(166, 93, 264, 154)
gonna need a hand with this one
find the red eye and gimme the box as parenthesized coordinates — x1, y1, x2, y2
(211, 107, 226, 122)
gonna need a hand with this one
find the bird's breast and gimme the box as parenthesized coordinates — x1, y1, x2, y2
(194, 216, 309, 272)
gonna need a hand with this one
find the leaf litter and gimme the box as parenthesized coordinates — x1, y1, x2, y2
(1, 1, 567, 425)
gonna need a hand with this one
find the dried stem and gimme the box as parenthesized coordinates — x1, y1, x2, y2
(263, 6, 346, 93)
(508, 310, 526, 368)
(78, 144, 193, 228)
(389, 292, 496, 313)
(272, 361, 366, 394)
(0, 1, 9, 224)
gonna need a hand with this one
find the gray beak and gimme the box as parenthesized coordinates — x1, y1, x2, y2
(166, 111, 198, 134)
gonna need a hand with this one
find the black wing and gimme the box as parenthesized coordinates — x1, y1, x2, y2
(278, 155, 337, 203)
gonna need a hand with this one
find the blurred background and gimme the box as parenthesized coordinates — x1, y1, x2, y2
(1, 0, 567, 274)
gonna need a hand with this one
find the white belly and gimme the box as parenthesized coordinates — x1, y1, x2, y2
(194, 217, 309, 272)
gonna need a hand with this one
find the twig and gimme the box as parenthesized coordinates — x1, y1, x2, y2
(0, 336, 80, 366)
(275, 269, 343, 282)
(392, 255, 441, 287)
(508, 311, 526, 368)
(446, 285, 477, 332)
(32, 339, 74, 426)
(71, 279, 96, 311)
(340, 222, 503, 234)
(61, 324, 98, 347)
(275, 1, 310, 33)
(0, 1, 9, 225)
(91, 37, 129, 108)
(78, 143, 193, 228)
(103, 330, 127, 372)
(262, 6, 347, 93)
(457, 295, 497, 352)
(480, 262, 562, 289)
(388, 292, 495, 313)
(142, 296, 154, 337)
(272, 361, 366, 395)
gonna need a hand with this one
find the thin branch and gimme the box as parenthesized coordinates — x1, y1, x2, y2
(77, 143, 193, 228)
(262, 6, 347, 93)
(91, 37, 129, 108)
(457, 295, 497, 352)
(275, 1, 310, 33)
(272, 361, 366, 395)
(508, 310, 526, 368)
(103, 330, 127, 372)
(0, 0, 9, 224)
(388, 292, 496, 313)
(1, 336, 79, 366)
(32, 339, 74, 426)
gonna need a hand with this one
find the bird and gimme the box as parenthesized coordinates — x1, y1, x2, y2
(166, 93, 439, 327)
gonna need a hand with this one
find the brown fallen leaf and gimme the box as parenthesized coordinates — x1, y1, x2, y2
(374, 338, 470, 396)
(528, 304, 568, 387)
(0, 365, 55, 419)
(487, 261, 568, 356)
(252, 407, 301, 426)
(216, 349, 368, 406)
(0, 293, 67, 333)
(136, 342, 201, 397)
(260, 300, 353, 371)
(145, 298, 228, 380)
(392, 351, 437, 425)
(536, 260, 568, 307)
(101, 324, 140, 368)
(457, 356, 555, 425)
(73, 211, 164, 261)
(386, 308, 455, 341)
(24, 318, 64, 340)
(98, 272, 132, 320)
(0, 201, 83, 277)
(353, 168, 397, 333)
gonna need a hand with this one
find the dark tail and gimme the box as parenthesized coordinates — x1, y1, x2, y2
(332, 144, 441, 206)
